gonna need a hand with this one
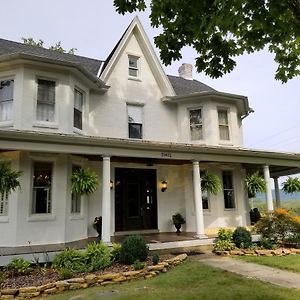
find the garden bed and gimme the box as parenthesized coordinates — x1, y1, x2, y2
(216, 248, 300, 257)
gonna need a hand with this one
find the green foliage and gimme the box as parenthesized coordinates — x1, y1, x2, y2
(114, 0, 300, 82)
(152, 254, 159, 265)
(260, 237, 276, 250)
(201, 171, 221, 195)
(213, 228, 235, 252)
(232, 227, 252, 249)
(4, 258, 32, 276)
(282, 177, 300, 194)
(52, 248, 87, 273)
(111, 243, 122, 262)
(119, 235, 149, 265)
(22, 37, 77, 54)
(0, 272, 4, 287)
(85, 241, 111, 271)
(246, 172, 266, 198)
(59, 268, 74, 280)
(133, 260, 145, 270)
(71, 168, 98, 195)
(172, 213, 185, 225)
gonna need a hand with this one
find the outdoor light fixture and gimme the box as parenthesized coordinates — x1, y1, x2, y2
(161, 181, 167, 192)
(110, 180, 114, 190)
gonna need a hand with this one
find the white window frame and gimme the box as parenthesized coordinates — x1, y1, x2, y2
(73, 88, 84, 130)
(0, 79, 14, 123)
(218, 108, 230, 141)
(128, 55, 140, 79)
(222, 170, 236, 210)
(189, 107, 203, 141)
(127, 104, 143, 139)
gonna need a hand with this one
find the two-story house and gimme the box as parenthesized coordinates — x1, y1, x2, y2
(1, 17, 300, 250)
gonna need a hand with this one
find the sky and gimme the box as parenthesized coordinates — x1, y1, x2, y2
(0, 0, 299, 153)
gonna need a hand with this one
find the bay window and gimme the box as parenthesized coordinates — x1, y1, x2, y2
(36, 79, 55, 122)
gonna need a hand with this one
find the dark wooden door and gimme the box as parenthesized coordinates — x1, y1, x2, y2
(115, 168, 157, 231)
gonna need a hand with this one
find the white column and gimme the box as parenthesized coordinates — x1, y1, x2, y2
(192, 161, 207, 238)
(263, 165, 274, 212)
(273, 177, 281, 209)
(101, 156, 111, 243)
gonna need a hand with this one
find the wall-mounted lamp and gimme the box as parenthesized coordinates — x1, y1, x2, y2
(110, 180, 114, 190)
(161, 181, 167, 192)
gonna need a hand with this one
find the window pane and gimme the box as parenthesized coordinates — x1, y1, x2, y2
(33, 162, 52, 214)
(222, 171, 235, 209)
(37, 80, 55, 104)
(129, 68, 138, 77)
(74, 109, 82, 129)
(129, 123, 142, 139)
(191, 125, 202, 140)
(219, 125, 230, 140)
(74, 90, 83, 111)
(71, 165, 81, 213)
(0, 100, 13, 121)
(128, 56, 138, 68)
(37, 103, 55, 122)
(190, 109, 202, 140)
(202, 190, 209, 210)
(218, 110, 228, 125)
(128, 105, 142, 124)
(0, 80, 14, 122)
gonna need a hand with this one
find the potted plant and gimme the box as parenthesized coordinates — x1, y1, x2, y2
(246, 171, 266, 199)
(71, 167, 98, 195)
(172, 213, 186, 234)
(201, 171, 221, 194)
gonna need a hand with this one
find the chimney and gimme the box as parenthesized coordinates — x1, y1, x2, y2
(178, 63, 193, 80)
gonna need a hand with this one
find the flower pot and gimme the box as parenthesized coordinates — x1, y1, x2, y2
(174, 223, 182, 234)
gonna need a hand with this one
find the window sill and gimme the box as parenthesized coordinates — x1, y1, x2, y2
(33, 121, 59, 129)
(0, 216, 9, 223)
(203, 210, 211, 216)
(219, 141, 233, 146)
(27, 214, 56, 222)
(224, 208, 236, 212)
(70, 214, 84, 220)
(0, 121, 13, 128)
(128, 76, 141, 82)
(73, 127, 85, 135)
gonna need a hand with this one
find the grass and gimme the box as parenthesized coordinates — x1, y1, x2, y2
(48, 260, 300, 300)
(236, 255, 300, 273)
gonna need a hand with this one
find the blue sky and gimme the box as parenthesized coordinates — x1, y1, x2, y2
(1, 1, 299, 152)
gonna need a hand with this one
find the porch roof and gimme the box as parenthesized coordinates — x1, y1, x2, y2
(1, 129, 300, 177)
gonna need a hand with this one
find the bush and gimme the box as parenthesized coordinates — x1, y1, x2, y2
(52, 248, 87, 273)
(232, 227, 252, 249)
(133, 260, 145, 270)
(4, 258, 32, 276)
(85, 241, 111, 271)
(111, 243, 122, 262)
(213, 228, 235, 252)
(0, 272, 5, 287)
(152, 254, 159, 265)
(119, 235, 149, 265)
(59, 268, 74, 280)
(260, 237, 276, 250)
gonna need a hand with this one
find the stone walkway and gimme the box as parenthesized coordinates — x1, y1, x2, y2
(193, 254, 300, 289)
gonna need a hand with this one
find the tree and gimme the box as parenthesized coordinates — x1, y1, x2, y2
(22, 37, 77, 54)
(114, 0, 300, 82)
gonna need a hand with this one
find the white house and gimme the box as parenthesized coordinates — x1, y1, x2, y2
(1, 17, 300, 249)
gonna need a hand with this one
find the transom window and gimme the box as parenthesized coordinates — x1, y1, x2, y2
(74, 89, 83, 130)
(218, 109, 230, 140)
(71, 165, 81, 214)
(128, 104, 143, 139)
(128, 55, 139, 77)
(222, 171, 235, 209)
(37, 79, 55, 122)
(0, 79, 14, 122)
(32, 162, 53, 214)
(189, 109, 202, 140)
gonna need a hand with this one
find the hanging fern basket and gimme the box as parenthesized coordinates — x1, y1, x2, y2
(71, 168, 99, 196)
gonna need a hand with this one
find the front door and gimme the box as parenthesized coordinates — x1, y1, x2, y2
(115, 168, 158, 231)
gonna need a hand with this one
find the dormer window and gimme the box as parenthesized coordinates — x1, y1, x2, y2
(128, 55, 139, 77)
(0, 79, 14, 122)
(37, 79, 55, 122)
(218, 109, 230, 140)
(128, 104, 142, 139)
(189, 109, 202, 140)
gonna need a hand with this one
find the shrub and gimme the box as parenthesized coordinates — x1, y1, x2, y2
(59, 268, 74, 280)
(232, 227, 252, 248)
(217, 228, 233, 241)
(4, 258, 32, 276)
(119, 235, 149, 265)
(52, 248, 87, 273)
(152, 254, 159, 265)
(213, 228, 235, 252)
(0, 272, 5, 287)
(133, 260, 145, 270)
(260, 237, 276, 250)
(111, 243, 122, 262)
(85, 241, 111, 271)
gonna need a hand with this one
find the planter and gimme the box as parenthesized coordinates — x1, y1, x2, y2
(93, 217, 102, 238)
(174, 223, 182, 234)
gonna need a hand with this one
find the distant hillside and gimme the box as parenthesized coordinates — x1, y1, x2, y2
(256, 191, 300, 202)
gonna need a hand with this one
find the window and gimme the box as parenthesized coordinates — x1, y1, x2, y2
(71, 165, 81, 213)
(128, 105, 142, 139)
(222, 171, 235, 209)
(0, 192, 9, 216)
(32, 162, 52, 214)
(218, 109, 230, 140)
(202, 190, 209, 210)
(36, 79, 55, 122)
(74, 89, 83, 130)
(0, 80, 13, 122)
(128, 55, 139, 77)
(189, 109, 202, 140)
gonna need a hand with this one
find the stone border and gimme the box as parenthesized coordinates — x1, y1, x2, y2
(216, 248, 300, 257)
(0, 254, 187, 299)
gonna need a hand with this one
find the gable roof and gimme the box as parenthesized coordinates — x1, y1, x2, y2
(167, 75, 216, 95)
(0, 38, 103, 76)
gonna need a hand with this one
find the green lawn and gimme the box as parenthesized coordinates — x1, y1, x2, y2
(236, 254, 300, 273)
(48, 260, 300, 300)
